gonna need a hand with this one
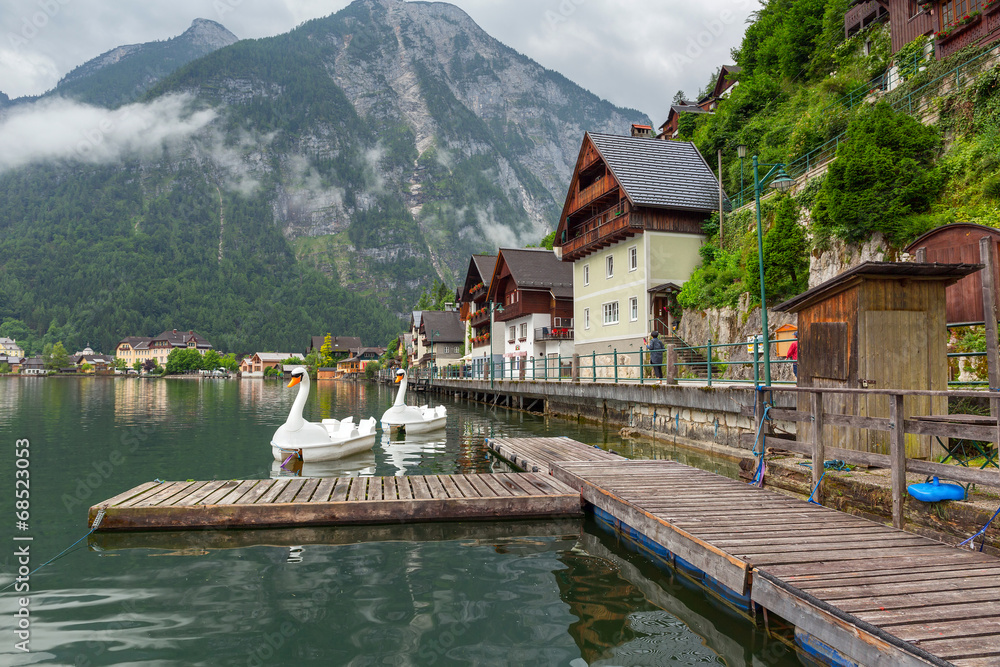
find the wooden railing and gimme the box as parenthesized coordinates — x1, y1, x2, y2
(740, 385, 1000, 530)
(562, 207, 633, 260)
(568, 173, 617, 214)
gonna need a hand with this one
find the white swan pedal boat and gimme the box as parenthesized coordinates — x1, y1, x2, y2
(380, 369, 447, 434)
(271, 367, 377, 462)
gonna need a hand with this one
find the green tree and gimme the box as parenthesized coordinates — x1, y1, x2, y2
(165, 348, 204, 374)
(812, 102, 943, 245)
(44, 342, 70, 370)
(746, 196, 810, 304)
(113, 357, 128, 371)
(0, 362, 11, 374)
(218, 353, 239, 372)
(320, 333, 336, 367)
(132, 360, 143, 372)
(201, 349, 221, 370)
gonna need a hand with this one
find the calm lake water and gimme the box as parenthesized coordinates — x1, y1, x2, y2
(0, 377, 809, 666)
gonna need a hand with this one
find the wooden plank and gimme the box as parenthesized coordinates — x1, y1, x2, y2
(760, 552, 998, 579)
(216, 479, 258, 505)
(312, 478, 337, 503)
(751, 574, 941, 667)
(97, 481, 162, 508)
(293, 479, 321, 503)
(257, 479, 292, 505)
(476, 474, 514, 497)
(275, 479, 307, 504)
(494, 474, 531, 496)
(450, 475, 480, 498)
(410, 476, 432, 500)
(807, 575, 1000, 601)
(890, 393, 907, 529)
(165, 482, 215, 507)
(347, 477, 368, 502)
(425, 475, 449, 498)
(129, 482, 199, 508)
(235, 480, 277, 505)
(180, 481, 231, 506)
(201, 481, 248, 506)
(329, 477, 352, 502)
(464, 474, 496, 498)
(383, 477, 398, 501)
(396, 476, 413, 500)
(788, 566, 1000, 590)
(835, 586, 1000, 613)
(855, 600, 1000, 626)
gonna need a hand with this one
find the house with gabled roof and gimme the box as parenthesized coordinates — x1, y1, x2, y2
(458, 254, 503, 378)
(485, 248, 575, 378)
(656, 102, 710, 140)
(553, 132, 725, 369)
(308, 335, 362, 358)
(417, 310, 464, 368)
(239, 352, 304, 377)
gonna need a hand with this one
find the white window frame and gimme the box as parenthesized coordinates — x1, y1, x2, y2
(628, 245, 638, 272)
(629, 296, 638, 322)
(603, 301, 619, 326)
(584, 308, 590, 330)
(583, 264, 590, 286)
(606, 254, 614, 279)
(519, 322, 527, 340)
(509, 326, 516, 343)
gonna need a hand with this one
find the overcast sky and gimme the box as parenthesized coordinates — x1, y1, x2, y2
(0, 0, 758, 125)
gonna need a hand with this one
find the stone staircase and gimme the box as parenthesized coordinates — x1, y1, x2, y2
(659, 334, 709, 378)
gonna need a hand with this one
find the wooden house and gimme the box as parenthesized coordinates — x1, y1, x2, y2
(458, 254, 501, 379)
(485, 248, 574, 376)
(775, 262, 980, 457)
(845, 0, 890, 39)
(416, 310, 464, 368)
(553, 132, 723, 361)
(656, 102, 711, 140)
(905, 223, 1000, 324)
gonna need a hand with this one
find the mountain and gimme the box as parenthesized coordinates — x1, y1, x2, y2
(0, 0, 648, 354)
(48, 19, 239, 107)
(0, 91, 8, 107)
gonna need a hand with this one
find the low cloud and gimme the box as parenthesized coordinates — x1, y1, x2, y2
(0, 93, 216, 173)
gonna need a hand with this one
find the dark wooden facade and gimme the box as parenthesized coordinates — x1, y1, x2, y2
(776, 263, 979, 457)
(888, 0, 934, 53)
(555, 135, 707, 262)
(905, 223, 1000, 324)
(846, 0, 890, 38)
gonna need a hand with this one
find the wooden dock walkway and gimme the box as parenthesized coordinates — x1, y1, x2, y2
(486, 435, 624, 474)
(490, 437, 1000, 667)
(88, 473, 581, 532)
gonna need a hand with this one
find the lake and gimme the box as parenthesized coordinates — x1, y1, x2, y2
(0, 377, 808, 666)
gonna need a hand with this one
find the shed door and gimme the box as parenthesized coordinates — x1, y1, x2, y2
(861, 310, 930, 457)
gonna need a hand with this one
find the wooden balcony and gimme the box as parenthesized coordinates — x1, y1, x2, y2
(568, 173, 618, 215)
(560, 209, 636, 262)
(495, 301, 528, 322)
(844, 0, 887, 38)
(470, 309, 489, 327)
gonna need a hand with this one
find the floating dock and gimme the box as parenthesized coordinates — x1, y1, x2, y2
(487, 437, 1000, 667)
(88, 473, 582, 532)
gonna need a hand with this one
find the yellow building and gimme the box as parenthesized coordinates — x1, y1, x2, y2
(115, 329, 213, 367)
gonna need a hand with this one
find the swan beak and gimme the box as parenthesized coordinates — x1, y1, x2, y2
(288, 376, 302, 388)
(394, 376, 401, 384)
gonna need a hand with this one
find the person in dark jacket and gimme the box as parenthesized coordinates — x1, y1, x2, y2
(647, 331, 665, 378)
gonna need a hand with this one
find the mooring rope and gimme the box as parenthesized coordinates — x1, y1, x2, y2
(958, 504, 1000, 552)
(750, 400, 771, 488)
(1, 509, 106, 593)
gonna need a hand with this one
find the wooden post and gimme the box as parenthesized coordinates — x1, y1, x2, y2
(571, 354, 580, 382)
(811, 391, 825, 505)
(717, 148, 725, 249)
(979, 237, 1000, 425)
(890, 393, 907, 530)
(665, 344, 677, 385)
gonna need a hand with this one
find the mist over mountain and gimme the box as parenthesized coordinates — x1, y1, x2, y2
(0, 0, 648, 354)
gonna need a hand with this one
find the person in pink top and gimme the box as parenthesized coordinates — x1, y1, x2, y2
(787, 332, 798, 378)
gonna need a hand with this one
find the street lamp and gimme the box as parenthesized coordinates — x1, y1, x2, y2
(737, 144, 747, 207)
(751, 155, 793, 387)
(488, 301, 504, 388)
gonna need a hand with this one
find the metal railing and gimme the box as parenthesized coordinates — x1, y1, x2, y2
(729, 41, 1000, 210)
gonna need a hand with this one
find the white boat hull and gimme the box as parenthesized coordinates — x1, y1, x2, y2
(381, 415, 446, 434)
(271, 433, 376, 463)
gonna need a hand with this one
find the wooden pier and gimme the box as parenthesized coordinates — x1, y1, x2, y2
(489, 437, 1000, 667)
(88, 473, 581, 532)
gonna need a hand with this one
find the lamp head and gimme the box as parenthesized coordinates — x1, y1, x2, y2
(737, 144, 747, 159)
(769, 167, 794, 193)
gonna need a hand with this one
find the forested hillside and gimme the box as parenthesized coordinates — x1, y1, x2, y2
(677, 0, 1000, 312)
(0, 0, 646, 355)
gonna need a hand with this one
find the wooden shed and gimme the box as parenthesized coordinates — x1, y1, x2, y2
(905, 223, 1000, 325)
(774, 262, 981, 458)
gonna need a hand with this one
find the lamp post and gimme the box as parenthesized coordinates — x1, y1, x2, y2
(751, 155, 794, 388)
(488, 301, 504, 388)
(737, 144, 747, 208)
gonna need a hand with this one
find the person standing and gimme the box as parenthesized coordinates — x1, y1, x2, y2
(787, 332, 798, 378)
(647, 331, 665, 379)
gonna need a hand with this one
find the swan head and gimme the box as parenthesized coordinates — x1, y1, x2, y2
(288, 366, 308, 387)
(394, 369, 406, 384)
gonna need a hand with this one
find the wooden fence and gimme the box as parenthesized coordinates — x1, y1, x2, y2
(742, 386, 1000, 530)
